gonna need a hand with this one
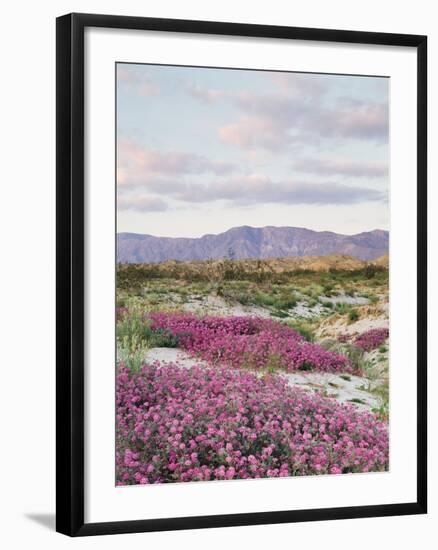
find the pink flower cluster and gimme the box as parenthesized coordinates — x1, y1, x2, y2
(117, 307, 129, 321)
(354, 328, 389, 351)
(149, 312, 354, 373)
(116, 364, 389, 485)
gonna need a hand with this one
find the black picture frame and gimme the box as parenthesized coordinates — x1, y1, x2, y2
(56, 12, 427, 537)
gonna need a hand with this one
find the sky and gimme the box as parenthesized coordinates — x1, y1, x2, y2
(116, 63, 389, 238)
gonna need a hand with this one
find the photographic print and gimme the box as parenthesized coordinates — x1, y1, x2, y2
(56, 14, 427, 534)
(115, 63, 390, 486)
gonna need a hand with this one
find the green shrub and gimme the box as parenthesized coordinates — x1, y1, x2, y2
(117, 345, 145, 372)
(287, 321, 315, 342)
(236, 293, 250, 305)
(349, 398, 366, 405)
(348, 309, 359, 322)
(117, 311, 179, 351)
(335, 303, 349, 314)
(298, 362, 313, 371)
(254, 292, 275, 307)
(272, 310, 289, 318)
(273, 295, 298, 310)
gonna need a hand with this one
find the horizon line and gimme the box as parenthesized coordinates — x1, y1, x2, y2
(116, 224, 389, 240)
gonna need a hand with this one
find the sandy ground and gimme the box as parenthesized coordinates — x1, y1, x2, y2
(281, 371, 380, 411)
(144, 347, 381, 412)
(176, 292, 373, 321)
(141, 289, 388, 414)
(290, 301, 326, 318)
(183, 295, 272, 318)
(322, 293, 369, 306)
(316, 304, 389, 339)
(144, 347, 208, 368)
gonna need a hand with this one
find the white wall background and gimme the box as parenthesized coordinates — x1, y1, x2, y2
(0, 1, 434, 548)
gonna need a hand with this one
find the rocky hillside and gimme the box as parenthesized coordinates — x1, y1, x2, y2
(117, 226, 389, 264)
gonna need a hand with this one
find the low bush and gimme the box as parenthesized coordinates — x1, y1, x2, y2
(319, 339, 365, 373)
(286, 320, 315, 342)
(117, 310, 179, 354)
(348, 309, 359, 322)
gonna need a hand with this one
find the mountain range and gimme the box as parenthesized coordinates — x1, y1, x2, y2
(117, 226, 389, 264)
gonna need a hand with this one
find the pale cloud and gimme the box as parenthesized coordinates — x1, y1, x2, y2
(187, 73, 327, 103)
(141, 174, 386, 206)
(266, 72, 329, 99)
(137, 82, 160, 97)
(318, 103, 388, 140)
(118, 140, 236, 186)
(218, 115, 288, 151)
(117, 195, 168, 212)
(117, 66, 137, 84)
(186, 83, 226, 103)
(292, 158, 388, 178)
(219, 91, 388, 152)
(117, 65, 160, 96)
(183, 74, 388, 153)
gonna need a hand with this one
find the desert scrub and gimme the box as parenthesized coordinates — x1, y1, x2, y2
(271, 310, 290, 319)
(116, 364, 389, 484)
(322, 283, 335, 296)
(301, 284, 324, 299)
(117, 261, 388, 286)
(358, 374, 389, 422)
(372, 402, 389, 422)
(348, 309, 360, 322)
(253, 292, 276, 307)
(319, 339, 366, 374)
(235, 292, 251, 305)
(265, 353, 285, 373)
(335, 302, 351, 315)
(117, 309, 179, 352)
(286, 320, 316, 342)
(272, 294, 298, 310)
(349, 397, 367, 405)
(117, 344, 146, 372)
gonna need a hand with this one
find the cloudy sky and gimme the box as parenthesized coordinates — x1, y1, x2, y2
(117, 63, 389, 237)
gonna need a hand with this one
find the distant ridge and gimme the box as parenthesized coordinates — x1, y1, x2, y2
(117, 225, 389, 264)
